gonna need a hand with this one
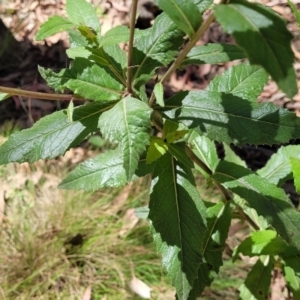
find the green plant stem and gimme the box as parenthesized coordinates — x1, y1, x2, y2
(185, 145, 212, 176)
(186, 145, 260, 229)
(237, 207, 260, 230)
(126, 0, 139, 95)
(186, 145, 232, 200)
(0, 86, 84, 101)
(149, 12, 216, 106)
(151, 111, 163, 132)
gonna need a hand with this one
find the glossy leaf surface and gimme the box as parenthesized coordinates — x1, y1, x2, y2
(214, 0, 297, 98)
(239, 256, 273, 300)
(162, 90, 300, 146)
(223, 143, 247, 167)
(182, 43, 246, 66)
(206, 64, 268, 102)
(187, 130, 219, 172)
(99, 26, 130, 47)
(233, 230, 288, 260)
(214, 161, 300, 250)
(284, 265, 300, 300)
(0, 102, 114, 164)
(257, 145, 300, 185)
(39, 58, 124, 101)
(66, 0, 100, 32)
(98, 96, 152, 180)
(59, 149, 127, 191)
(36, 16, 75, 41)
(156, 0, 201, 37)
(149, 153, 207, 299)
(290, 157, 300, 194)
(132, 13, 185, 88)
(188, 202, 231, 298)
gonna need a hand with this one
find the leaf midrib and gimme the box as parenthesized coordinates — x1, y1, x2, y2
(133, 19, 173, 82)
(201, 204, 226, 257)
(169, 0, 195, 36)
(61, 160, 123, 185)
(171, 156, 184, 271)
(3, 105, 113, 151)
(164, 103, 297, 130)
(229, 67, 263, 94)
(69, 78, 124, 95)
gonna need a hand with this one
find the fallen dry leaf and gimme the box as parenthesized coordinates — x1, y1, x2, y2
(119, 208, 139, 237)
(82, 285, 92, 300)
(129, 276, 152, 299)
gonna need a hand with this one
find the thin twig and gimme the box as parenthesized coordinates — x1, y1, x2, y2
(186, 144, 260, 229)
(185, 145, 213, 176)
(186, 145, 230, 200)
(237, 207, 260, 230)
(126, 0, 139, 94)
(0, 86, 84, 101)
(149, 12, 215, 106)
(151, 111, 164, 132)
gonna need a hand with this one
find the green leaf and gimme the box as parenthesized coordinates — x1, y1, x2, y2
(213, 0, 297, 98)
(290, 157, 300, 194)
(163, 120, 188, 144)
(66, 0, 100, 32)
(213, 161, 300, 250)
(283, 256, 300, 276)
(153, 82, 164, 107)
(146, 137, 168, 164)
(77, 25, 98, 45)
(193, 0, 213, 13)
(98, 96, 152, 180)
(59, 149, 127, 191)
(233, 230, 288, 261)
(223, 143, 247, 167)
(132, 13, 185, 88)
(162, 90, 300, 146)
(0, 92, 10, 101)
(156, 0, 201, 37)
(99, 25, 130, 47)
(163, 119, 179, 137)
(288, 0, 300, 27)
(67, 99, 74, 122)
(188, 201, 231, 298)
(233, 195, 269, 230)
(39, 58, 125, 101)
(36, 16, 75, 41)
(0, 102, 114, 164)
(284, 266, 300, 300)
(168, 142, 194, 168)
(167, 130, 189, 144)
(149, 153, 207, 299)
(66, 47, 108, 65)
(239, 256, 273, 300)
(187, 130, 220, 172)
(66, 45, 127, 85)
(68, 29, 89, 47)
(257, 145, 300, 185)
(182, 43, 246, 66)
(206, 64, 268, 102)
(134, 206, 149, 220)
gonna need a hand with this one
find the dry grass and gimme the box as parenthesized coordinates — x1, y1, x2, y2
(0, 158, 174, 299)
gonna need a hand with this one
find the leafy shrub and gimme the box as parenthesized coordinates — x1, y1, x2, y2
(0, 0, 300, 299)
